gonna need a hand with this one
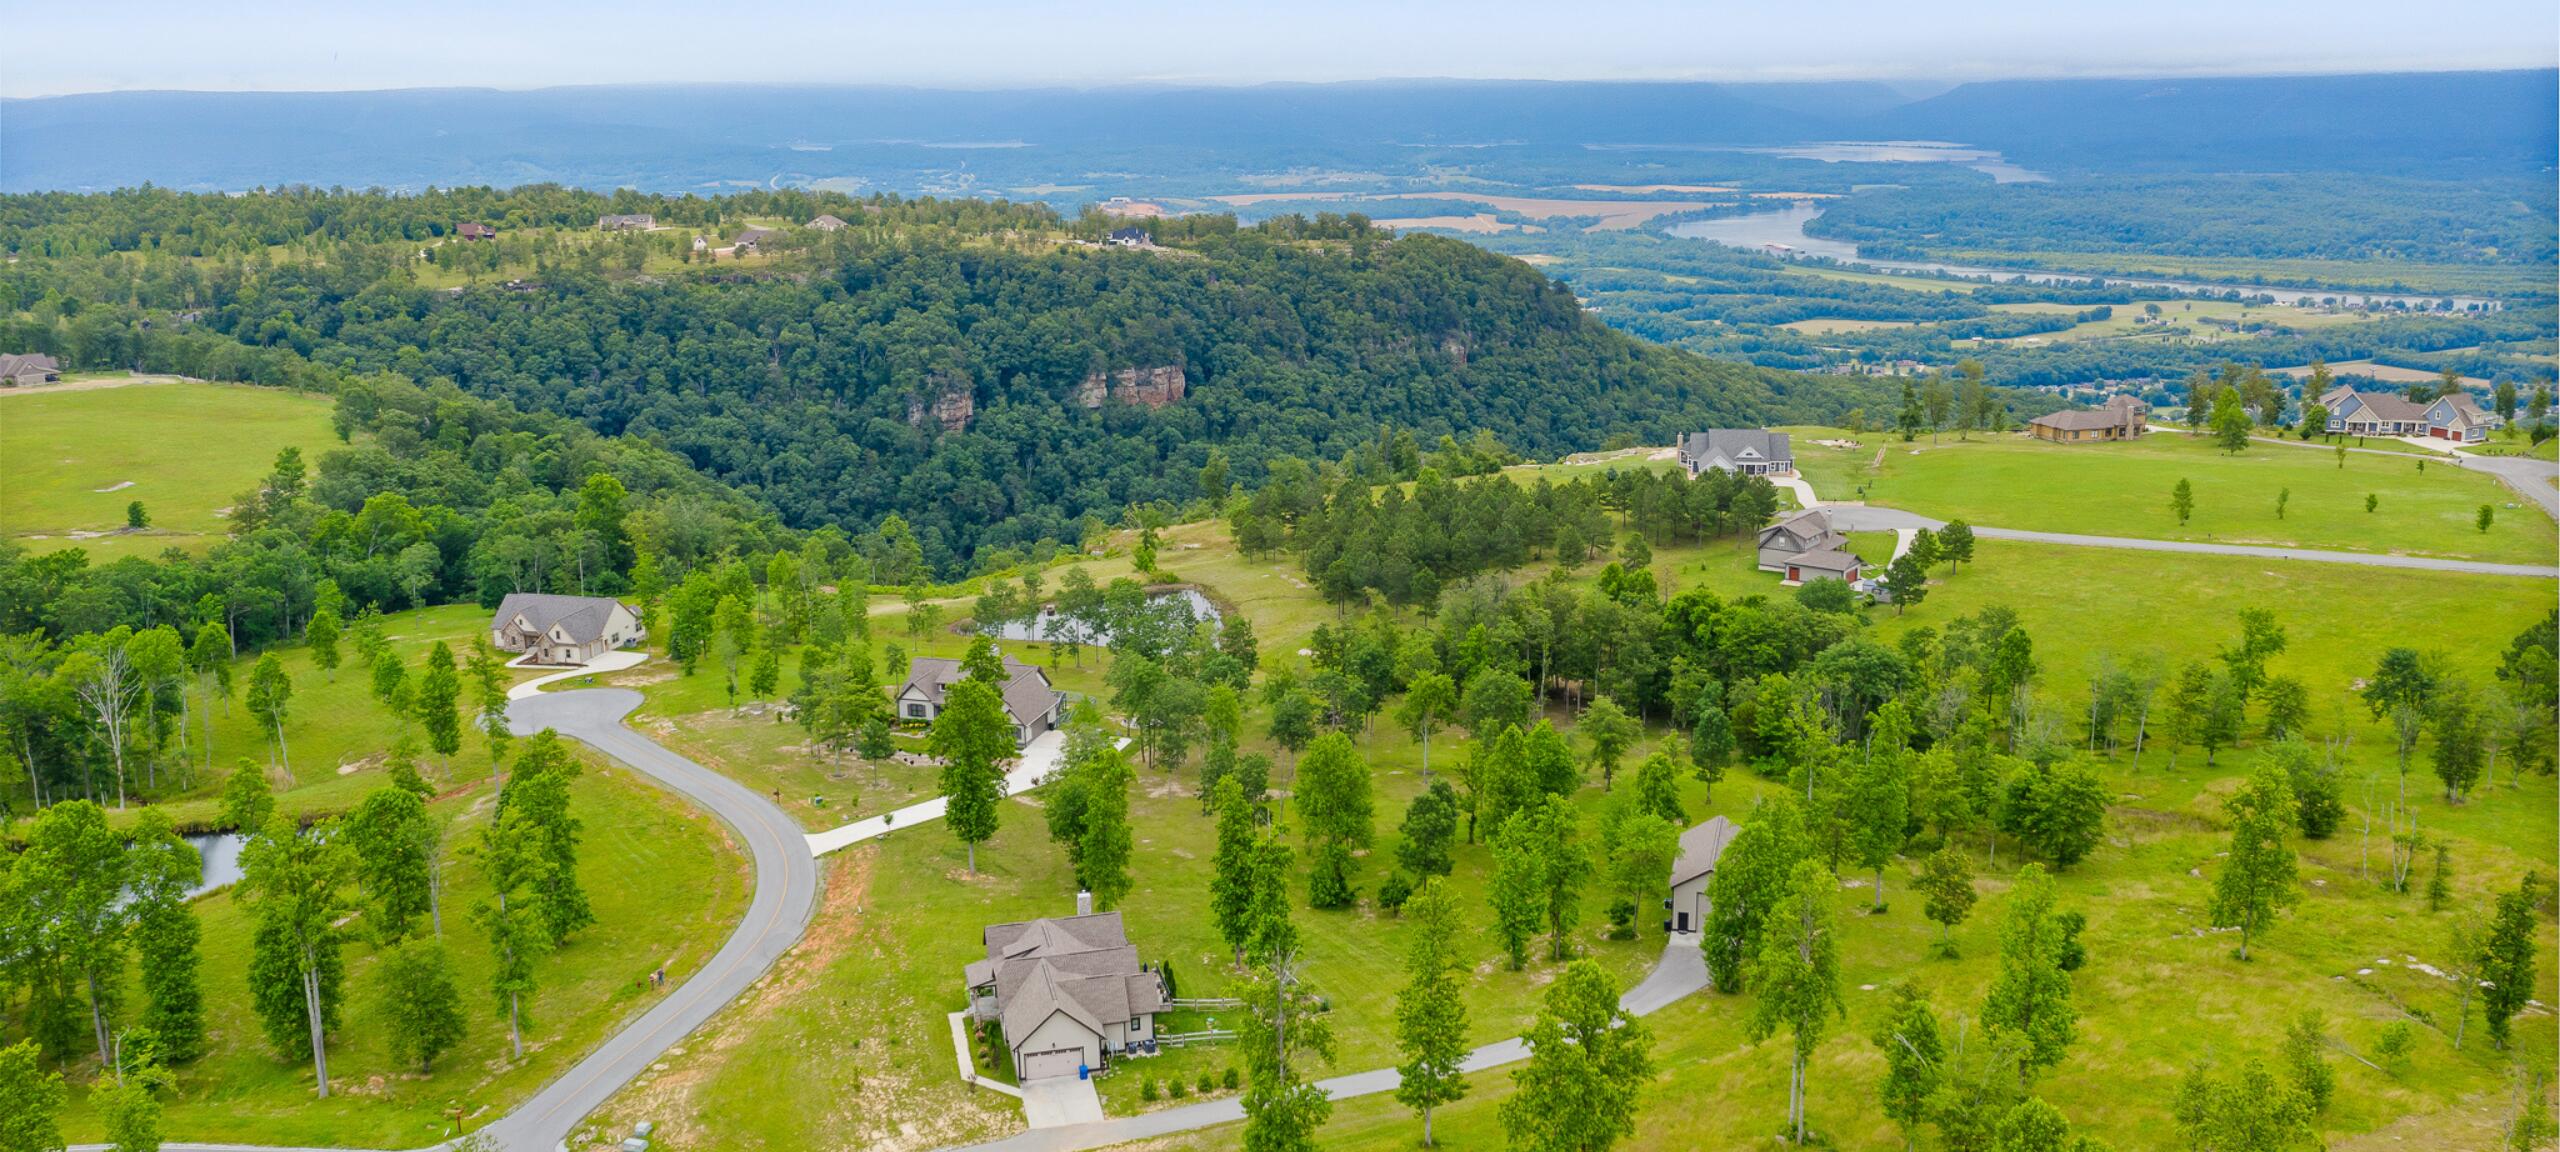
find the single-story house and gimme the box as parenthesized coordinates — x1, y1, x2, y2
(732, 227, 776, 254)
(807, 214, 849, 232)
(457, 222, 497, 240)
(964, 902, 1167, 1081)
(1679, 429, 1795, 476)
(896, 652, 1064, 747)
(2027, 394, 2148, 443)
(1106, 227, 1151, 248)
(2422, 393, 2500, 443)
(597, 213, 656, 231)
(1665, 816, 1740, 936)
(1756, 508, 1864, 585)
(2320, 386, 2430, 437)
(489, 593, 645, 665)
(0, 352, 62, 387)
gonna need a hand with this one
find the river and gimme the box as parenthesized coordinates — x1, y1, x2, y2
(1667, 205, 2498, 310)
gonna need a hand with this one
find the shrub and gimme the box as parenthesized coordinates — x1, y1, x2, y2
(1377, 872, 1415, 914)
(1197, 1071, 1217, 1094)
(1169, 1077, 1189, 1099)
(1224, 1067, 1241, 1090)
(1141, 1078, 1159, 1102)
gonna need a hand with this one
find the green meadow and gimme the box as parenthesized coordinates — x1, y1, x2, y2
(0, 378, 341, 560)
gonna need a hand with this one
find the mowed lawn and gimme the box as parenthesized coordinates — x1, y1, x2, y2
(585, 516, 2553, 1152)
(0, 378, 341, 559)
(1785, 427, 2555, 565)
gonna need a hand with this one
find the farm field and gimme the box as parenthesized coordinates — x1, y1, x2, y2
(1780, 426, 2556, 565)
(1930, 249, 2552, 300)
(582, 502, 2555, 1152)
(1981, 299, 2380, 345)
(0, 377, 341, 560)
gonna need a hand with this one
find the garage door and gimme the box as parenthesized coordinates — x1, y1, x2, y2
(1022, 1047, 1084, 1081)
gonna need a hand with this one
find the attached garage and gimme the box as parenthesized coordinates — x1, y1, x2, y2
(1021, 1047, 1085, 1081)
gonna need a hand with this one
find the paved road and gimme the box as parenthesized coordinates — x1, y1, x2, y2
(2459, 452, 2560, 518)
(481, 689, 820, 1152)
(1817, 502, 2556, 578)
(934, 937, 1709, 1152)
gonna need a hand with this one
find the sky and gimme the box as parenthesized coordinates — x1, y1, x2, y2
(7, 0, 2557, 98)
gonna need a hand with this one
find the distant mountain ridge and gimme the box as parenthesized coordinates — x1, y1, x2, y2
(4, 71, 2550, 194)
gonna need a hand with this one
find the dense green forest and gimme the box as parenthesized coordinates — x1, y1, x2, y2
(0, 186, 1900, 573)
(1805, 175, 2560, 266)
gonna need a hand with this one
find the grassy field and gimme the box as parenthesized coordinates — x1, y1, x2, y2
(0, 378, 340, 560)
(1782, 426, 2556, 565)
(582, 499, 2553, 1151)
(0, 598, 749, 1148)
(1981, 299, 2380, 345)
(1929, 250, 2549, 300)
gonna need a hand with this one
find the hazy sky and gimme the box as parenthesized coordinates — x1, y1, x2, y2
(8, 0, 2556, 98)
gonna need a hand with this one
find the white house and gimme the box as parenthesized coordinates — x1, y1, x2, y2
(1665, 816, 1740, 936)
(489, 593, 645, 665)
(964, 902, 1167, 1081)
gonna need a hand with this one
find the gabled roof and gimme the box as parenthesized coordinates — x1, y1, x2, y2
(1683, 429, 1793, 469)
(975, 911, 1162, 1045)
(492, 593, 631, 646)
(1670, 816, 1741, 889)
(0, 352, 61, 378)
(808, 214, 849, 230)
(2029, 408, 2130, 432)
(2340, 390, 2428, 423)
(1788, 547, 1865, 573)
(1758, 507, 1833, 546)
(900, 653, 1059, 726)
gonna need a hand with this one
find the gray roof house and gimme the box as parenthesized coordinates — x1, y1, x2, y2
(597, 213, 657, 231)
(1666, 816, 1739, 937)
(0, 352, 63, 388)
(896, 653, 1064, 747)
(964, 905, 1167, 1081)
(2320, 386, 2431, 437)
(1679, 429, 1795, 476)
(732, 227, 777, 254)
(1755, 508, 1866, 584)
(489, 593, 645, 665)
(2422, 393, 2500, 443)
(2027, 394, 2148, 443)
(807, 214, 849, 231)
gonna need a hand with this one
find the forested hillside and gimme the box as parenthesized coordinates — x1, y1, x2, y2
(0, 187, 1891, 572)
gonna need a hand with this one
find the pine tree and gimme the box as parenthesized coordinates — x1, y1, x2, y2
(502, 733, 592, 944)
(416, 642, 462, 759)
(1503, 960, 1655, 1152)
(2170, 478, 2196, 526)
(2209, 763, 2299, 961)
(478, 780, 556, 1060)
(1393, 879, 1470, 1146)
(1748, 858, 1843, 1144)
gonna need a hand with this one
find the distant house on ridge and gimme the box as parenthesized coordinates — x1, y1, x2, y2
(597, 213, 657, 231)
(807, 214, 849, 231)
(1678, 429, 1795, 476)
(457, 222, 497, 240)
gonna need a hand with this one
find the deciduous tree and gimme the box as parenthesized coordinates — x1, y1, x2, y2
(1749, 858, 1843, 1144)
(1393, 879, 1469, 1146)
(2209, 764, 2299, 961)
(1503, 960, 1654, 1152)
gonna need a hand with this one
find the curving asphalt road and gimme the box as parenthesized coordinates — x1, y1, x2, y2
(1818, 505, 2558, 578)
(932, 937, 1710, 1152)
(480, 689, 820, 1152)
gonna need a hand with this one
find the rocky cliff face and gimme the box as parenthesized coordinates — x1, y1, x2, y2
(908, 368, 976, 431)
(1077, 364, 1187, 410)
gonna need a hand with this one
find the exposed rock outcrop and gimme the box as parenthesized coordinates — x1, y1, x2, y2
(1076, 364, 1188, 410)
(907, 368, 976, 432)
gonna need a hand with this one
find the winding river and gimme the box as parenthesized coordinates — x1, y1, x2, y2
(1667, 204, 2498, 310)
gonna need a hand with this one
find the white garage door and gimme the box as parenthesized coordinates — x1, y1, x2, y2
(1022, 1047, 1084, 1081)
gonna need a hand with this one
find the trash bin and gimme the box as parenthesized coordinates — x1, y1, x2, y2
(1078, 1063, 1091, 1081)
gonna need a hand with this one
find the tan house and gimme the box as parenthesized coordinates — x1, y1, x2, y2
(896, 652, 1064, 746)
(1756, 508, 1864, 585)
(964, 902, 1167, 1081)
(597, 213, 656, 231)
(1665, 816, 1740, 936)
(807, 214, 849, 231)
(0, 352, 63, 387)
(2027, 394, 2148, 443)
(489, 593, 645, 665)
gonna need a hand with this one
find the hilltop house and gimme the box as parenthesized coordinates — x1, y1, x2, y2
(1106, 227, 1151, 248)
(2026, 394, 2148, 443)
(1665, 816, 1740, 935)
(964, 902, 1167, 1081)
(457, 222, 497, 240)
(807, 214, 849, 232)
(489, 593, 645, 665)
(1679, 429, 1794, 477)
(732, 227, 776, 255)
(896, 653, 1064, 747)
(1757, 508, 1864, 585)
(597, 213, 656, 231)
(2422, 393, 2500, 442)
(0, 352, 62, 387)
(2318, 385, 2429, 437)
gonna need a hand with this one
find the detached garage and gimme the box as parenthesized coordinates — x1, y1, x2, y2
(1666, 816, 1740, 937)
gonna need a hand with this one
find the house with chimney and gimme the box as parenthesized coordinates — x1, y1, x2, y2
(1756, 508, 1864, 585)
(964, 901, 1167, 1081)
(2026, 394, 2148, 443)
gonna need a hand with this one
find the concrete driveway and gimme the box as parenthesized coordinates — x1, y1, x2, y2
(1019, 1076, 1106, 1129)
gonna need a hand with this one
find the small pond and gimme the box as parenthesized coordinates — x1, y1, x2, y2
(976, 588, 1221, 645)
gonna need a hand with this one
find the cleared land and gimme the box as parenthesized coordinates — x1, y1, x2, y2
(0, 602, 749, 1148)
(0, 378, 340, 560)
(583, 503, 2553, 1152)
(1207, 192, 1718, 231)
(1782, 427, 2556, 565)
